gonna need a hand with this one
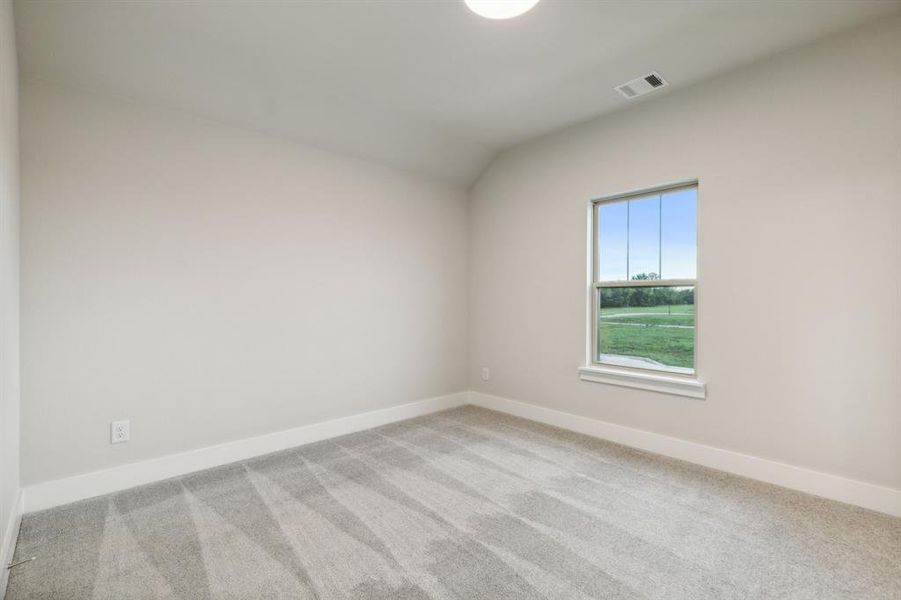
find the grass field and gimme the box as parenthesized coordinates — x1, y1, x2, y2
(598, 304, 695, 369)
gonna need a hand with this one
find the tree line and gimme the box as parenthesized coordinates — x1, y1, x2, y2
(599, 273, 694, 308)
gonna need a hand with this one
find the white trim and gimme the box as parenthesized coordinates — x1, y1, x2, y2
(579, 365, 705, 399)
(590, 178, 699, 205)
(594, 279, 696, 288)
(467, 391, 901, 517)
(23, 392, 467, 513)
(0, 490, 25, 598)
(21, 389, 901, 519)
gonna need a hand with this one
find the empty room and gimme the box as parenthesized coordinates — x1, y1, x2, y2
(1, 0, 900, 598)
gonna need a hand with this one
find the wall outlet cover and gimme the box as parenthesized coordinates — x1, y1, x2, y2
(111, 420, 130, 444)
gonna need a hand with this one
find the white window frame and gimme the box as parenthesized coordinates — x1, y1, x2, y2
(579, 180, 705, 399)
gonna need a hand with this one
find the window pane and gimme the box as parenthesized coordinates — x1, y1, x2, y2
(597, 201, 628, 281)
(661, 187, 697, 279)
(597, 286, 695, 373)
(627, 194, 660, 280)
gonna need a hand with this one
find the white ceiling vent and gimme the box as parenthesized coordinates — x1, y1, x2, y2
(615, 72, 668, 99)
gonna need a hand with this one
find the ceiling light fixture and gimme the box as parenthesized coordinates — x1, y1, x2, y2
(464, 0, 540, 20)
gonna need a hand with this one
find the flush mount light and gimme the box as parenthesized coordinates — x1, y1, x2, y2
(464, 0, 540, 20)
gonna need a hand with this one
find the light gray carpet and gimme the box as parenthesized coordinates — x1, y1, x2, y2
(6, 406, 901, 599)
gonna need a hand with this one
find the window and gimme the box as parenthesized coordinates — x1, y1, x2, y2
(589, 182, 698, 376)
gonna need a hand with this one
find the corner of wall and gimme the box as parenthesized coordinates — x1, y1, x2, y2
(0, 0, 23, 583)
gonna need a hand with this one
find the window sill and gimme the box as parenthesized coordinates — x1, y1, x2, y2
(578, 365, 706, 399)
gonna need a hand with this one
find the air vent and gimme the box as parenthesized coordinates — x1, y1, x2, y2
(615, 72, 668, 99)
(644, 73, 664, 88)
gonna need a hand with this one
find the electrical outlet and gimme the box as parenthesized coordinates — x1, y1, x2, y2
(111, 419, 130, 444)
(481, 367, 490, 381)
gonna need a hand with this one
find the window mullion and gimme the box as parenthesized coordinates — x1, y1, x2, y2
(625, 199, 630, 280)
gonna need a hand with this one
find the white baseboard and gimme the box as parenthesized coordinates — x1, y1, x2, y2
(0, 489, 24, 598)
(21, 389, 901, 518)
(468, 391, 901, 518)
(24, 392, 467, 513)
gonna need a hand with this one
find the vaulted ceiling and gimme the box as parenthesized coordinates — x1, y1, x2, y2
(14, 0, 901, 186)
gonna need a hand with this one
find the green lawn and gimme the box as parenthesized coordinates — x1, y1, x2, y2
(598, 305, 695, 369)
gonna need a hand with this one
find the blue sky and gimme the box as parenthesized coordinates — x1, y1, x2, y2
(597, 187, 696, 281)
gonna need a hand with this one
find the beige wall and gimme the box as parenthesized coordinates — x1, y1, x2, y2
(468, 17, 901, 490)
(18, 14, 901, 497)
(20, 81, 468, 484)
(0, 0, 21, 555)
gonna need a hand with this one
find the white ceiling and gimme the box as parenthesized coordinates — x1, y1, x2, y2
(14, 0, 901, 186)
